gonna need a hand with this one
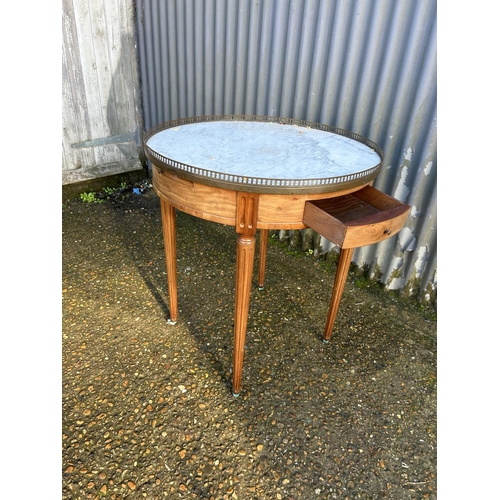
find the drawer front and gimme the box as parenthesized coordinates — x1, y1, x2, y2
(303, 186, 410, 248)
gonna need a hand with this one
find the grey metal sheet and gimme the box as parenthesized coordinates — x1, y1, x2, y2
(135, 0, 437, 302)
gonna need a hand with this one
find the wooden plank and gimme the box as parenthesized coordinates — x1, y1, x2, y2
(63, 0, 142, 183)
(71, 0, 105, 146)
(87, 0, 119, 166)
(62, 0, 95, 172)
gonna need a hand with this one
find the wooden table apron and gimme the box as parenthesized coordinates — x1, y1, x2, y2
(145, 116, 384, 396)
(152, 167, 373, 396)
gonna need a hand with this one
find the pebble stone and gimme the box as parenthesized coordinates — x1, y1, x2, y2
(62, 183, 437, 499)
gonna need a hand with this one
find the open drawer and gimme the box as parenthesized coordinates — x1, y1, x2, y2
(302, 185, 410, 249)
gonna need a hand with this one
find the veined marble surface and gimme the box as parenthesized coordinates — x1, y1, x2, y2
(147, 121, 380, 180)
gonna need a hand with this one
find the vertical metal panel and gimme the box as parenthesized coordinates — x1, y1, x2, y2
(62, 0, 144, 184)
(135, 0, 437, 302)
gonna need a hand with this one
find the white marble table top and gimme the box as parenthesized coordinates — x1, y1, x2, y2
(145, 117, 383, 193)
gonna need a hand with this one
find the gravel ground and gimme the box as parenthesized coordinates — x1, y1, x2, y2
(62, 181, 437, 499)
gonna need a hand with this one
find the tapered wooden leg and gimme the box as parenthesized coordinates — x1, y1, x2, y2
(258, 229, 269, 290)
(232, 192, 259, 396)
(160, 199, 178, 325)
(323, 247, 354, 343)
(232, 233, 256, 396)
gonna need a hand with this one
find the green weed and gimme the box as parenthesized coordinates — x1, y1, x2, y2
(80, 192, 103, 203)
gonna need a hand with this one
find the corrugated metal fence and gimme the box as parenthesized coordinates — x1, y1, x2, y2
(135, 0, 437, 303)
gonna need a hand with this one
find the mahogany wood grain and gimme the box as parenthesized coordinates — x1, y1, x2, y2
(160, 199, 178, 324)
(153, 167, 370, 229)
(152, 166, 410, 394)
(256, 185, 367, 229)
(302, 186, 410, 249)
(258, 229, 269, 289)
(323, 247, 354, 342)
(302, 185, 410, 341)
(154, 168, 237, 226)
(232, 192, 259, 396)
(343, 205, 409, 248)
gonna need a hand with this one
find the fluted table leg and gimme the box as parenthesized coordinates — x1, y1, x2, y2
(323, 247, 354, 343)
(160, 199, 178, 325)
(232, 192, 259, 396)
(258, 229, 269, 290)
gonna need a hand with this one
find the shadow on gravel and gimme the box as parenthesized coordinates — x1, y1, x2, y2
(62, 185, 437, 500)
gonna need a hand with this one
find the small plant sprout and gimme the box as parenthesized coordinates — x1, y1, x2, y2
(80, 192, 103, 203)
